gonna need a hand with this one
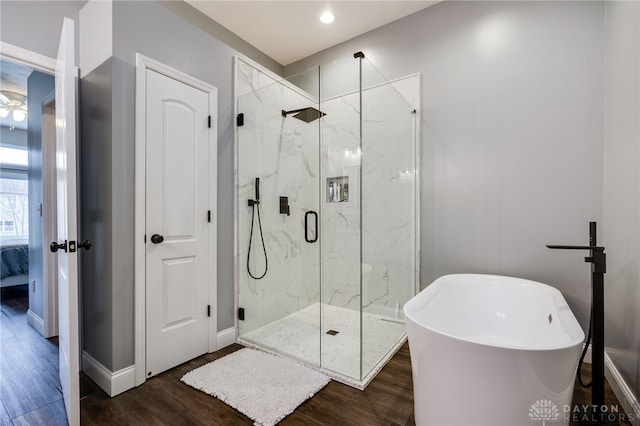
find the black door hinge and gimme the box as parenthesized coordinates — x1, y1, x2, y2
(144, 234, 146, 243)
(208, 115, 211, 128)
(207, 210, 211, 223)
(207, 305, 211, 317)
(237, 113, 244, 127)
(238, 307, 245, 321)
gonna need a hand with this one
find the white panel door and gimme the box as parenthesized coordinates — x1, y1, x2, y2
(54, 17, 80, 426)
(145, 69, 210, 377)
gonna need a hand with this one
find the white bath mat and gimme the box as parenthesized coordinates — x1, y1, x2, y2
(181, 348, 330, 426)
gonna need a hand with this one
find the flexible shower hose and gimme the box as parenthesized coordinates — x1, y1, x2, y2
(577, 308, 593, 388)
(247, 202, 268, 280)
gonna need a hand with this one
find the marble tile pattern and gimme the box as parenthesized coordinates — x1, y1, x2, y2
(361, 78, 418, 320)
(236, 59, 321, 335)
(320, 93, 362, 311)
(241, 303, 406, 384)
(319, 75, 419, 319)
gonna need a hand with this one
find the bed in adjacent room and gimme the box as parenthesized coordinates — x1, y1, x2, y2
(0, 244, 29, 288)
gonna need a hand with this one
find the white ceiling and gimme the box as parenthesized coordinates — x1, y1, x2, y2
(185, 1, 439, 66)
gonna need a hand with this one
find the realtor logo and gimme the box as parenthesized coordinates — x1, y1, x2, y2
(529, 399, 560, 425)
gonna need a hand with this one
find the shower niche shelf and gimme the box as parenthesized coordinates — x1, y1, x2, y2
(327, 176, 349, 203)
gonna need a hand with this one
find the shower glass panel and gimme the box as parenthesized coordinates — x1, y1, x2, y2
(236, 63, 322, 367)
(360, 58, 417, 381)
(235, 54, 417, 388)
(319, 56, 362, 380)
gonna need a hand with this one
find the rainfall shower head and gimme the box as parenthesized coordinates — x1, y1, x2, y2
(281, 107, 326, 123)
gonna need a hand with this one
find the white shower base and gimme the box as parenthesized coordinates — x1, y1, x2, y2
(238, 303, 406, 389)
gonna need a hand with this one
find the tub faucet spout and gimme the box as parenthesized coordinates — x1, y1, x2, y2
(546, 221, 609, 424)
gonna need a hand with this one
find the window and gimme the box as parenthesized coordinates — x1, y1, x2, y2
(0, 146, 28, 167)
(0, 146, 28, 243)
(1, 220, 15, 233)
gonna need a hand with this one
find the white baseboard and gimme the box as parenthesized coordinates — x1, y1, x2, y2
(26, 309, 45, 336)
(82, 351, 135, 397)
(581, 344, 639, 425)
(216, 327, 236, 350)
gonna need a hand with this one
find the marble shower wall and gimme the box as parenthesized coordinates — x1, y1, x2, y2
(319, 92, 362, 311)
(236, 58, 321, 337)
(320, 73, 419, 318)
(361, 75, 419, 319)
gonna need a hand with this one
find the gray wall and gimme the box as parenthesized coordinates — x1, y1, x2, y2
(603, 0, 640, 403)
(158, 2, 282, 75)
(80, 59, 114, 370)
(27, 71, 54, 319)
(77, 0, 281, 371)
(2, 0, 279, 372)
(111, 0, 243, 340)
(0, 1, 84, 61)
(286, 1, 605, 331)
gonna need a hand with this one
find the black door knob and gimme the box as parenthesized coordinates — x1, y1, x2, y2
(151, 234, 164, 244)
(78, 240, 93, 250)
(50, 241, 67, 253)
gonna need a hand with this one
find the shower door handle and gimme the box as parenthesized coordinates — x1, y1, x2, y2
(305, 211, 318, 243)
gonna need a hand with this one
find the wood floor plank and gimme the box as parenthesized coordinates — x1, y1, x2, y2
(0, 287, 63, 421)
(11, 399, 67, 426)
(0, 399, 11, 426)
(79, 340, 630, 426)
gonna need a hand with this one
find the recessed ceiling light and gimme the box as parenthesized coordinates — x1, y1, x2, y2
(320, 11, 334, 24)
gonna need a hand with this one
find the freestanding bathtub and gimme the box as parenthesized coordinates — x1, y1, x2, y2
(404, 274, 585, 426)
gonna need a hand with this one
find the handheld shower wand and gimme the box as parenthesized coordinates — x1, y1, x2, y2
(247, 177, 268, 279)
(255, 177, 260, 204)
(248, 177, 260, 206)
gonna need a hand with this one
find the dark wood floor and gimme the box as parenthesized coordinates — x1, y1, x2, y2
(0, 285, 67, 425)
(1, 286, 631, 425)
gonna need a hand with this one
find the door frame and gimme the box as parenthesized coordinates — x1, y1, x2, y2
(134, 54, 218, 387)
(41, 92, 59, 338)
(0, 42, 59, 337)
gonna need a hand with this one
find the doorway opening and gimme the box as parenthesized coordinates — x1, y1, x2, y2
(0, 55, 62, 422)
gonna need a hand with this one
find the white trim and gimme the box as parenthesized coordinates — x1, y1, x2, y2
(26, 309, 45, 335)
(82, 352, 136, 397)
(207, 75, 219, 355)
(232, 56, 240, 339)
(0, 42, 56, 73)
(42, 95, 58, 338)
(133, 54, 147, 388)
(216, 327, 237, 350)
(134, 54, 218, 387)
(110, 365, 136, 397)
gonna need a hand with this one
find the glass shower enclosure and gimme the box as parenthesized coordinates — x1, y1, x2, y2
(234, 53, 418, 388)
